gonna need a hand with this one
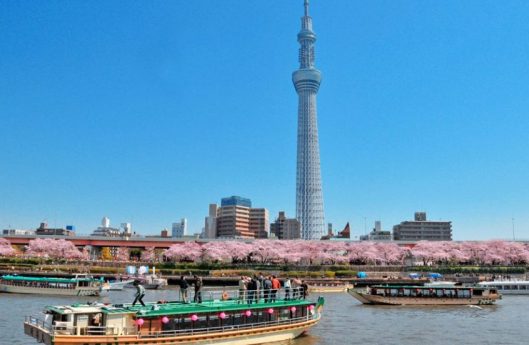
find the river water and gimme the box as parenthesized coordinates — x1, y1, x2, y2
(1, 288, 527, 345)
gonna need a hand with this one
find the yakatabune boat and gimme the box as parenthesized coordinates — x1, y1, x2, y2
(347, 285, 500, 305)
(24, 289, 324, 345)
(1, 274, 102, 296)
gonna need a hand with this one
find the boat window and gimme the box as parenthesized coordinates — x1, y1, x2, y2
(504, 285, 510, 290)
(520, 285, 527, 290)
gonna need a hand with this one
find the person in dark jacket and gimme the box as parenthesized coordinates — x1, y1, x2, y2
(179, 276, 189, 303)
(193, 275, 203, 303)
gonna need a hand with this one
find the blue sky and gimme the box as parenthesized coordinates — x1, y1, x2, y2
(1, 1, 528, 240)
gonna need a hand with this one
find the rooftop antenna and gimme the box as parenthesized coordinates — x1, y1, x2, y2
(512, 217, 516, 241)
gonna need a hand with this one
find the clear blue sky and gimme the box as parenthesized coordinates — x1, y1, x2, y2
(1, 1, 528, 240)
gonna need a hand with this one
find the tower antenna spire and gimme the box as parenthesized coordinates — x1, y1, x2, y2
(304, 0, 309, 16)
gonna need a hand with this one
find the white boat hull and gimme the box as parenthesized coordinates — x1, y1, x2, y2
(0, 284, 99, 296)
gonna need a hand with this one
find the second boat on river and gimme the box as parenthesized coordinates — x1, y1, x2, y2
(348, 285, 501, 305)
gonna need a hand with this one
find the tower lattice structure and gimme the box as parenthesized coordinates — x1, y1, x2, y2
(292, 0, 325, 240)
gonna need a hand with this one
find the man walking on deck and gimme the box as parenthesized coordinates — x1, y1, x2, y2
(132, 280, 146, 306)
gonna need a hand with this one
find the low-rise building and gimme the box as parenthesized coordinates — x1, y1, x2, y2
(270, 212, 301, 240)
(360, 221, 392, 241)
(393, 212, 452, 241)
(35, 222, 75, 236)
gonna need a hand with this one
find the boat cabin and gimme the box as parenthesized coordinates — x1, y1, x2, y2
(368, 285, 498, 298)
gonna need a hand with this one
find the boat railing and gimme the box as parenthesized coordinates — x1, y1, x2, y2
(195, 287, 307, 303)
(138, 313, 318, 339)
(25, 316, 52, 332)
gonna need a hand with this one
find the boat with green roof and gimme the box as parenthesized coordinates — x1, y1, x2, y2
(24, 288, 324, 345)
(1, 274, 102, 296)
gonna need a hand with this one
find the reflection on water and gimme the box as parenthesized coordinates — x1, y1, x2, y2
(1, 288, 527, 345)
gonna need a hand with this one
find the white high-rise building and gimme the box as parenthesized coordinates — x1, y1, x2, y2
(172, 218, 187, 238)
(204, 204, 218, 239)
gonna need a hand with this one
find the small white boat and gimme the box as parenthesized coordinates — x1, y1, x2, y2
(101, 279, 135, 292)
(478, 280, 529, 295)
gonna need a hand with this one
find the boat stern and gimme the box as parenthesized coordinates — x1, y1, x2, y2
(24, 316, 53, 345)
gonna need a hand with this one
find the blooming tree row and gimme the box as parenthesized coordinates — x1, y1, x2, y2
(164, 240, 529, 266)
(2, 238, 529, 266)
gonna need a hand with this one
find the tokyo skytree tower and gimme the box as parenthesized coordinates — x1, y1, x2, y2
(293, 0, 325, 240)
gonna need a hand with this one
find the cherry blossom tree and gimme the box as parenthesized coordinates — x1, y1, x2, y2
(164, 242, 202, 262)
(115, 247, 130, 262)
(0, 238, 16, 257)
(25, 238, 84, 260)
(141, 247, 156, 262)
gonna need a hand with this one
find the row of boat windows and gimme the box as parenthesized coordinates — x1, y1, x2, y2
(1, 280, 77, 289)
(484, 285, 528, 290)
(149, 308, 309, 332)
(370, 288, 475, 298)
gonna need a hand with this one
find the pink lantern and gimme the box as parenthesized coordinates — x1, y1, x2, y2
(267, 308, 274, 314)
(219, 312, 227, 319)
(161, 316, 169, 324)
(309, 305, 315, 311)
(136, 318, 144, 326)
(191, 314, 198, 322)
(290, 306, 297, 312)
(245, 310, 252, 317)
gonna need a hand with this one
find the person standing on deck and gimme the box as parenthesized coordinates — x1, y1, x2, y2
(284, 277, 291, 300)
(193, 275, 203, 303)
(263, 276, 272, 303)
(132, 280, 146, 306)
(238, 276, 247, 303)
(292, 277, 302, 299)
(258, 272, 265, 300)
(271, 275, 281, 302)
(247, 276, 257, 304)
(179, 276, 189, 303)
(301, 280, 309, 300)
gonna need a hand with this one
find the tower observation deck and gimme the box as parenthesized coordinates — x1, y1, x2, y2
(292, 0, 325, 240)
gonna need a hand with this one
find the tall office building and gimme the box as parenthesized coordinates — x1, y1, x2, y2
(172, 218, 188, 238)
(213, 196, 269, 239)
(293, 0, 325, 240)
(216, 204, 252, 238)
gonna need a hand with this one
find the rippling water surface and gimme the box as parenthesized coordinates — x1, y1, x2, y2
(1, 288, 527, 345)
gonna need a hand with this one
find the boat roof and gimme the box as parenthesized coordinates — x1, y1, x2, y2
(370, 285, 481, 290)
(479, 280, 529, 285)
(45, 299, 316, 317)
(1, 275, 97, 283)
